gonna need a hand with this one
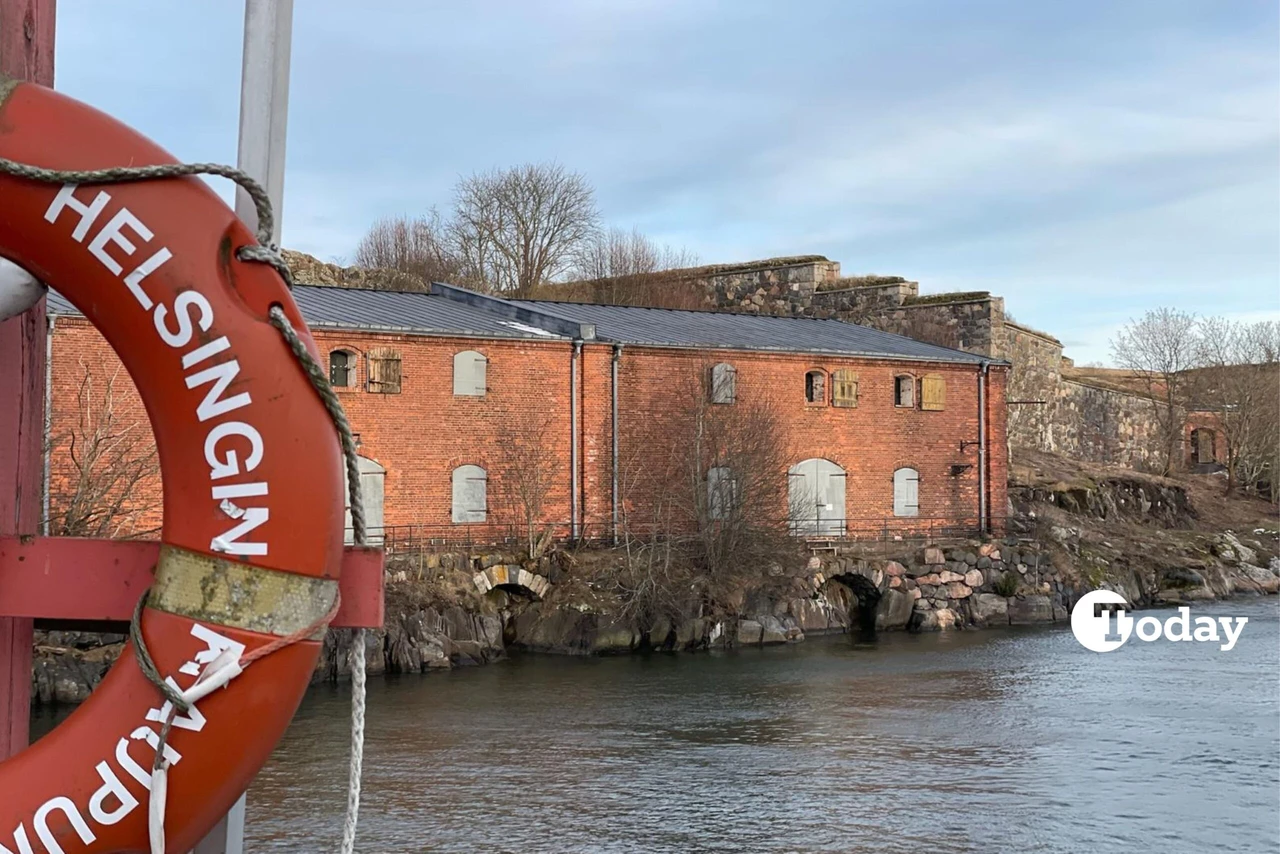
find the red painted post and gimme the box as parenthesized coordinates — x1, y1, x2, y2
(0, 0, 54, 762)
(0, 538, 387, 629)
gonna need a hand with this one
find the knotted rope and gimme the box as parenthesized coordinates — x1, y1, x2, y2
(0, 154, 367, 853)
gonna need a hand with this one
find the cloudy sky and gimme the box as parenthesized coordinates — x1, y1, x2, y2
(55, 0, 1278, 364)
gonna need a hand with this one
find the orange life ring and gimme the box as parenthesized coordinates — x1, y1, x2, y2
(0, 80, 345, 852)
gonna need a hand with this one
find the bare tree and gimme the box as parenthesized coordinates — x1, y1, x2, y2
(569, 227, 698, 306)
(49, 363, 160, 538)
(353, 211, 462, 290)
(1111, 308, 1200, 475)
(450, 162, 599, 296)
(613, 363, 799, 625)
(1192, 318, 1280, 497)
(489, 411, 559, 558)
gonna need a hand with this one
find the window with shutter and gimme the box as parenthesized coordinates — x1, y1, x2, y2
(920, 374, 945, 411)
(710, 363, 737, 404)
(366, 348, 402, 394)
(894, 375, 915, 408)
(451, 464, 487, 523)
(453, 350, 488, 397)
(329, 350, 355, 388)
(893, 467, 919, 517)
(832, 369, 859, 408)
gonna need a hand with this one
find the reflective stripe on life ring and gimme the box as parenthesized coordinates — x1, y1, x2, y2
(0, 78, 345, 853)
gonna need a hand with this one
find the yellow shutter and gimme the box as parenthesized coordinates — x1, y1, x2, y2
(921, 374, 945, 410)
(367, 348, 403, 394)
(832, 369, 859, 407)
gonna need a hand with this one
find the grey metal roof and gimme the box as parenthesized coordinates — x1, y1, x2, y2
(510, 299, 990, 364)
(47, 283, 994, 364)
(46, 285, 571, 343)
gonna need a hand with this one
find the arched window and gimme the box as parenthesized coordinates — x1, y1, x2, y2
(453, 350, 488, 397)
(893, 467, 920, 517)
(451, 465, 488, 523)
(805, 370, 827, 404)
(329, 350, 355, 388)
(710, 362, 737, 404)
(894, 375, 915, 408)
(707, 465, 738, 520)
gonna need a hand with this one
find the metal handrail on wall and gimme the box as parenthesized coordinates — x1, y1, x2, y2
(348, 515, 1007, 555)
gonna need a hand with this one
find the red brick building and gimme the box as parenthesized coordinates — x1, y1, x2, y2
(45, 283, 1009, 545)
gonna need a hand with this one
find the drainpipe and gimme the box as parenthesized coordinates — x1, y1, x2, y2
(570, 340, 582, 541)
(611, 344, 622, 545)
(978, 360, 989, 534)
(42, 314, 54, 535)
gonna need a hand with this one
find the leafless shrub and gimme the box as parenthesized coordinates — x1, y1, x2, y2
(353, 211, 462, 290)
(567, 227, 699, 307)
(489, 411, 559, 558)
(48, 363, 160, 538)
(613, 362, 799, 626)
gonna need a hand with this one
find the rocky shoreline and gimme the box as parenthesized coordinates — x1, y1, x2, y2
(29, 464, 1280, 703)
(300, 525, 1280, 687)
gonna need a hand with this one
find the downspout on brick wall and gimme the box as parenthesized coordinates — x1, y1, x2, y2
(41, 315, 54, 535)
(978, 360, 989, 533)
(570, 340, 582, 540)
(611, 344, 622, 545)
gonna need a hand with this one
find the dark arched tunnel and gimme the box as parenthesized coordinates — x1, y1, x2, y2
(829, 573, 882, 640)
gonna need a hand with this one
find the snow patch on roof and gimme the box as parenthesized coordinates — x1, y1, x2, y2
(497, 320, 560, 338)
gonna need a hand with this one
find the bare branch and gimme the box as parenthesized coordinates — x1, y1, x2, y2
(48, 361, 160, 538)
(1190, 318, 1280, 498)
(450, 162, 599, 296)
(1110, 308, 1200, 475)
(566, 227, 699, 306)
(353, 211, 463, 290)
(487, 411, 560, 558)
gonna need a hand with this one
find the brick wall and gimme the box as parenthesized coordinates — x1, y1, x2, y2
(46, 319, 162, 536)
(47, 321, 1008, 541)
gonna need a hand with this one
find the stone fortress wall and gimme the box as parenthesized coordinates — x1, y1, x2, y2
(673, 256, 1168, 469)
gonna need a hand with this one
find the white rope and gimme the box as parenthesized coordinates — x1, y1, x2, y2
(267, 306, 367, 854)
(0, 155, 367, 853)
(342, 629, 367, 854)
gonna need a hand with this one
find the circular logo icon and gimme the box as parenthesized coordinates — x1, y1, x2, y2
(1071, 589, 1132, 652)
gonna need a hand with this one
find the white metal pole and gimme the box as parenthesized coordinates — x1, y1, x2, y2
(234, 0, 293, 245)
(195, 3, 294, 851)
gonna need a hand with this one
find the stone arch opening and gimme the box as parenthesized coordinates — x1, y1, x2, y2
(828, 572, 882, 639)
(472, 565, 551, 601)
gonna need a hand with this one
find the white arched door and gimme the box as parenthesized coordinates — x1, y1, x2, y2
(788, 458, 846, 535)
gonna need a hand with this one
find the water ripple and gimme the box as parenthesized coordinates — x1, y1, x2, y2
(244, 599, 1280, 853)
